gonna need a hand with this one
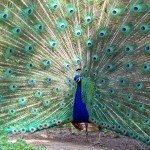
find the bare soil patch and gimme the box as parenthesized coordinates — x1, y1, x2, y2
(9, 127, 150, 150)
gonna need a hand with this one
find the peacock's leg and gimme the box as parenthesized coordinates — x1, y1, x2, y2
(90, 127, 104, 147)
(85, 122, 89, 142)
(95, 131, 104, 146)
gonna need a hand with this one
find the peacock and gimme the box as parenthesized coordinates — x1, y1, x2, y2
(0, 0, 150, 146)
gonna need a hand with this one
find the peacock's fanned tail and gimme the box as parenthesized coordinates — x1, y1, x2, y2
(0, 0, 150, 145)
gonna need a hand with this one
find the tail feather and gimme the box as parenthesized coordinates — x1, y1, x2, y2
(0, 0, 150, 145)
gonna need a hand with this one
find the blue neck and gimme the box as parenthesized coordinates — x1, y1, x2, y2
(73, 81, 89, 123)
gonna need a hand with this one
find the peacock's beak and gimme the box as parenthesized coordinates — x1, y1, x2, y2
(76, 78, 80, 83)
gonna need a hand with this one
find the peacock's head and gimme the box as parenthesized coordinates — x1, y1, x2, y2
(74, 75, 81, 83)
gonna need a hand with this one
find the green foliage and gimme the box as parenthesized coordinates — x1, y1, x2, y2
(0, 130, 46, 150)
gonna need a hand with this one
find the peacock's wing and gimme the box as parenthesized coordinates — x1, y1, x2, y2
(81, 77, 95, 114)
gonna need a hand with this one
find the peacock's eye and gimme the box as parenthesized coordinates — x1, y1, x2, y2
(9, 49, 13, 53)
(60, 23, 65, 28)
(88, 42, 92, 45)
(53, 4, 58, 9)
(134, 7, 139, 11)
(126, 64, 130, 67)
(3, 14, 7, 18)
(16, 28, 21, 33)
(52, 42, 56, 46)
(28, 9, 32, 14)
(70, 9, 74, 13)
(144, 65, 148, 69)
(28, 46, 32, 50)
(77, 59, 80, 63)
(125, 47, 130, 51)
(86, 17, 91, 22)
(146, 46, 150, 51)
(100, 32, 104, 36)
(137, 84, 141, 87)
(141, 26, 146, 30)
(122, 28, 127, 32)
(112, 10, 117, 14)
(77, 31, 81, 35)
(107, 49, 111, 52)
(120, 80, 124, 83)
(38, 25, 43, 30)
(61, 25, 64, 28)
(47, 61, 50, 64)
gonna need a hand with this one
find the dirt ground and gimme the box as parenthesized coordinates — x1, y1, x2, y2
(10, 127, 150, 150)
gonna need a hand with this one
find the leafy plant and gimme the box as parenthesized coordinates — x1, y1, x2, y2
(0, 130, 46, 150)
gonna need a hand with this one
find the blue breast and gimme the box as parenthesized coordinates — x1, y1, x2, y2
(73, 82, 89, 123)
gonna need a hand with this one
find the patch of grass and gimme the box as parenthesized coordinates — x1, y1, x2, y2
(0, 130, 46, 150)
